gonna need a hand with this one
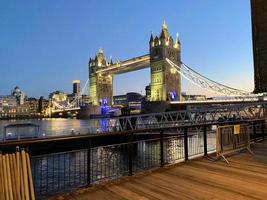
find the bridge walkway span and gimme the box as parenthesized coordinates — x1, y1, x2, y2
(52, 140, 267, 200)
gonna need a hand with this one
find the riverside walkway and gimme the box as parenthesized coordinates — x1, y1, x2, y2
(52, 140, 267, 200)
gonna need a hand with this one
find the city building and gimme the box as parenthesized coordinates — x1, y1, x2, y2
(72, 80, 81, 95)
(49, 91, 68, 102)
(251, 0, 267, 93)
(113, 92, 143, 114)
(25, 97, 39, 115)
(11, 86, 26, 105)
(0, 95, 17, 107)
(0, 95, 17, 118)
(0, 94, 41, 119)
(38, 96, 49, 116)
(113, 95, 127, 107)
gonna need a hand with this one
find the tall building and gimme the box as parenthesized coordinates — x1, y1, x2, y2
(25, 97, 39, 114)
(251, 0, 267, 93)
(72, 80, 80, 95)
(149, 22, 181, 101)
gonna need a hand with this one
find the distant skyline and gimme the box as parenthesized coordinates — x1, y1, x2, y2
(0, 0, 253, 98)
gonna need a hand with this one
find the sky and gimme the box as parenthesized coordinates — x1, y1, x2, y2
(0, 0, 253, 98)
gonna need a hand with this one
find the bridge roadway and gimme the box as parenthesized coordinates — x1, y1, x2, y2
(51, 140, 267, 200)
(96, 54, 150, 75)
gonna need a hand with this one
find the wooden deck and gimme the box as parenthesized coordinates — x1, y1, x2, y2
(51, 141, 267, 200)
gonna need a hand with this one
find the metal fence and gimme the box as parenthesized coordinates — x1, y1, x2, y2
(31, 149, 88, 198)
(29, 121, 266, 199)
(30, 127, 220, 199)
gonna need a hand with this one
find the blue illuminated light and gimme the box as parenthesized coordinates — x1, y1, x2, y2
(169, 91, 177, 101)
(100, 98, 109, 115)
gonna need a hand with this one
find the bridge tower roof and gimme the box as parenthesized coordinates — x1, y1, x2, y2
(159, 21, 170, 39)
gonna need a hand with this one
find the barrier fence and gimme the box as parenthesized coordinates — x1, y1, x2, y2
(216, 124, 252, 163)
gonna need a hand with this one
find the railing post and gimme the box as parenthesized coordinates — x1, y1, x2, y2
(184, 127, 188, 161)
(160, 130, 164, 167)
(253, 122, 257, 142)
(128, 133, 133, 176)
(203, 125, 207, 156)
(261, 121, 265, 140)
(87, 140, 91, 186)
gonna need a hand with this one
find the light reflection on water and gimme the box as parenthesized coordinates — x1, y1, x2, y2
(0, 118, 100, 140)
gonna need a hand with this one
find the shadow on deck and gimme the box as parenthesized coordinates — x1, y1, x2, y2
(51, 140, 267, 200)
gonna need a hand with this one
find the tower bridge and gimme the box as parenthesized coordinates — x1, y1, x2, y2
(89, 22, 182, 105)
(51, 20, 267, 113)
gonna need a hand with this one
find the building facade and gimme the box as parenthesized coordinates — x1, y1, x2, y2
(113, 92, 143, 114)
(72, 80, 81, 95)
(251, 0, 267, 93)
(11, 86, 26, 105)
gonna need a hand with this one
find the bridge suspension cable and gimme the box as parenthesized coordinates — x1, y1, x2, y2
(166, 58, 251, 97)
(68, 78, 89, 108)
(52, 79, 89, 111)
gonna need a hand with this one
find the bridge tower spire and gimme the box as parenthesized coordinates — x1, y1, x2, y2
(89, 48, 113, 105)
(149, 21, 181, 102)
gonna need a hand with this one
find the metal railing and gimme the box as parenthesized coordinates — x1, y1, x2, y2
(1, 102, 266, 143)
(88, 102, 267, 134)
(5, 119, 262, 199)
(30, 125, 224, 199)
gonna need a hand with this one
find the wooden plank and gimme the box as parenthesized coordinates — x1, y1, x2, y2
(9, 153, 17, 200)
(26, 152, 35, 200)
(6, 154, 13, 200)
(0, 153, 5, 200)
(3, 155, 9, 200)
(21, 150, 30, 200)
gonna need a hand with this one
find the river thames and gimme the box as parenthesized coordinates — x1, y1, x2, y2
(0, 118, 94, 139)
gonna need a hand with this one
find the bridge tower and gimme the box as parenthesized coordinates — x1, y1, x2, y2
(89, 49, 113, 105)
(149, 22, 181, 101)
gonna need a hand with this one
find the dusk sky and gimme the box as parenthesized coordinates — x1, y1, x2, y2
(0, 0, 253, 98)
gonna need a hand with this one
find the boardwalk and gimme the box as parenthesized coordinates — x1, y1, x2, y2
(51, 141, 267, 200)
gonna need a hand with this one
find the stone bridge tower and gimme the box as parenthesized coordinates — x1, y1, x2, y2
(89, 49, 113, 105)
(149, 22, 181, 102)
